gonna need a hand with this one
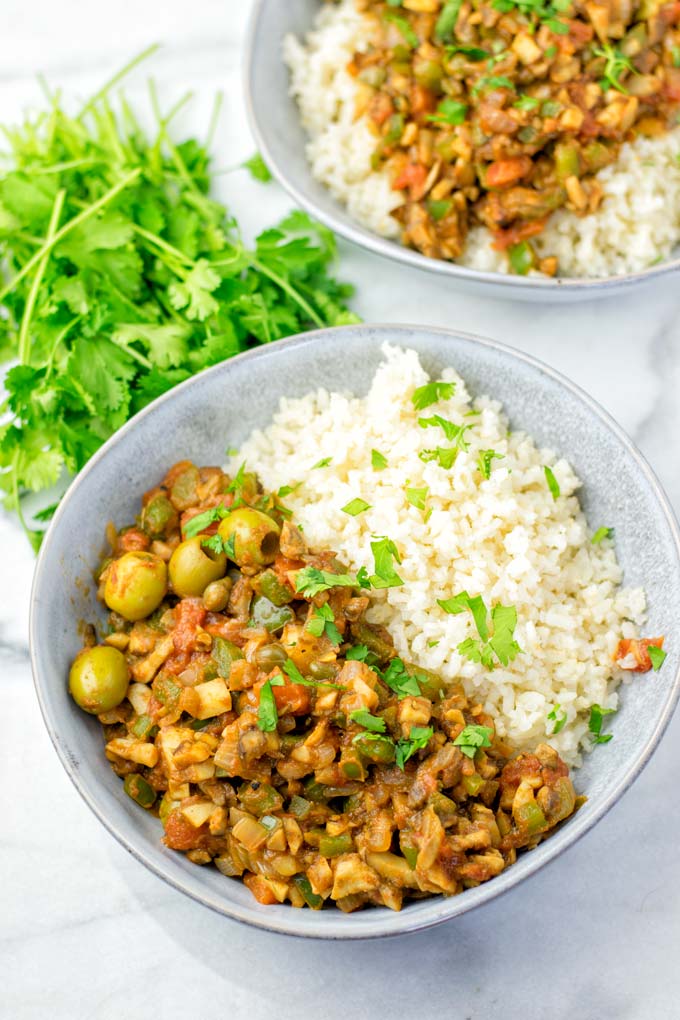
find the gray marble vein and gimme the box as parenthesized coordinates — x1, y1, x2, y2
(3, 2, 680, 1018)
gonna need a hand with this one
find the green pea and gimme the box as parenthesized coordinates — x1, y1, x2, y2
(69, 645, 129, 715)
(104, 551, 167, 622)
(169, 536, 227, 598)
(141, 494, 178, 538)
(217, 507, 280, 568)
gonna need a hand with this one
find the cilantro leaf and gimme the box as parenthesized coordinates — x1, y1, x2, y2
(591, 526, 614, 545)
(311, 457, 332, 469)
(350, 709, 386, 733)
(183, 506, 229, 538)
(440, 591, 522, 669)
(306, 603, 342, 646)
(405, 485, 428, 511)
(295, 566, 359, 597)
(453, 724, 493, 758)
(544, 465, 560, 500)
(395, 726, 433, 769)
(371, 448, 388, 471)
(382, 657, 422, 699)
(201, 534, 225, 555)
(242, 153, 272, 182)
(588, 703, 616, 744)
(419, 446, 458, 469)
(547, 703, 567, 734)
(477, 449, 503, 479)
(648, 645, 667, 672)
(257, 679, 279, 732)
(369, 535, 404, 589)
(342, 497, 371, 516)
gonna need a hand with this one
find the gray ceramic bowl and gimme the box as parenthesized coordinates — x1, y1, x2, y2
(245, 0, 680, 302)
(31, 324, 680, 939)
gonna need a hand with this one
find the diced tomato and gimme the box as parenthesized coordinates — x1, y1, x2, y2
(369, 92, 394, 127)
(204, 615, 245, 642)
(615, 637, 664, 672)
(663, 68, 680, 102)
(117, 528, 150, 552)
(567, 19, 593, 44)
(410, 83, 436, 118)
(243, 873, 279, 905)
(172, 598, 207, 654)
(492, 218, 547, 251)
(486, 156, 532, 189)
(272, 682, 312, 716)
(163, 810, 210, 851)
(392, 163, 428, 194)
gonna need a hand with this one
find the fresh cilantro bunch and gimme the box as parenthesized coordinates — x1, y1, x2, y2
(0, 48, 358, 548)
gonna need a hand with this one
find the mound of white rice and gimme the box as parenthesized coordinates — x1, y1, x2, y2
(234, 345, 646, 766)
(284, 0, 680, 278)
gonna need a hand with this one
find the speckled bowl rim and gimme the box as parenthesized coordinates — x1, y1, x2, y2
(244, 0, 680, 298)
(30, 324, 680, 939)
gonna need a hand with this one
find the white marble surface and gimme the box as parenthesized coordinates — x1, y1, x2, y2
(3, 2, 680, 1017)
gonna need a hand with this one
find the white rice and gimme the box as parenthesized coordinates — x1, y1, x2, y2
(234, 345, 646, 767)
(284, 0, 680, 278)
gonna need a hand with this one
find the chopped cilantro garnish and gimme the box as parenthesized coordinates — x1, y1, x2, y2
(427, 99, 468, 126)
(282, 658, 342, 690)
(453, 724, 493, 758)
(395, 726, 434, 769)
(547, 703, 567, 734)
(588, 703, 616, 744)
(311, 457, 332, 469)
(383, 11, 419, 47)
(544, 44, 558, 58)
(295, 566, 358, 597)
(514, 94, 541, 112)
(595, 43, 635, 93)
(472, 75, 516, 95)
(439, 591, 522, 669)
(544, 465, 560, 500)
(341, 497, 372, 516)
(371, 448, 388, 471)
(350, 709, 386, 733)
(278, 482, 301, 498)
(412, 380, 456, 411)
(419, 446, 458, 469)
(648, 645, 667, 672)
(183, 505, 229, 538)
(222, 532, 236, 560)
(356, 566, 371, 589)
(447, 44, 488, 61)
(418, 414, 471, 450)
(591, 526, 614, 545)
(406, 485, 429, 511)
(346, 644, 370, 661)
(427, 639, 440, 648)
(369, 535, 404, 589)
(305, 603, 342, 646)
(477, 448, 503, 479)
(201, 534, 225, 555)
(382, 657, 422, 699)
(257, 679, 279, 732)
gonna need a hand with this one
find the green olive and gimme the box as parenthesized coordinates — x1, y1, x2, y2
(104, 551, 168, 622)
(202, 576, 233, 612)
(169, 536, 227, 598)
(69, 645, 130, 714)
(217, 507, 280, 568)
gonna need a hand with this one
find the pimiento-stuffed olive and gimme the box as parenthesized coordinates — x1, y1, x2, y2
(69, 645, 129, 714)
(104, 551, 167, 622)
(169, 536, 228, 598)
(217, 507, 280, 568)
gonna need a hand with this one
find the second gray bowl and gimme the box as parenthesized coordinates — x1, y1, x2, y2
(31, 324, 680, 938)
(245, 0, 680, 301)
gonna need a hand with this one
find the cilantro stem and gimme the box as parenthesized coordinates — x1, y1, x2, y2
(0, 168, 142, 304)
(78, 43, 160, 116)
(206, 91, 224, 150)
(17, 188, 65, 364)
(132, 224, 194, 268)
(249, 257, 324, 328)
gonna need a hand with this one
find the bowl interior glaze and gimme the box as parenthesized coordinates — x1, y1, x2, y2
(245, 0, 680, 301)
(31, 324, 680, 938)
